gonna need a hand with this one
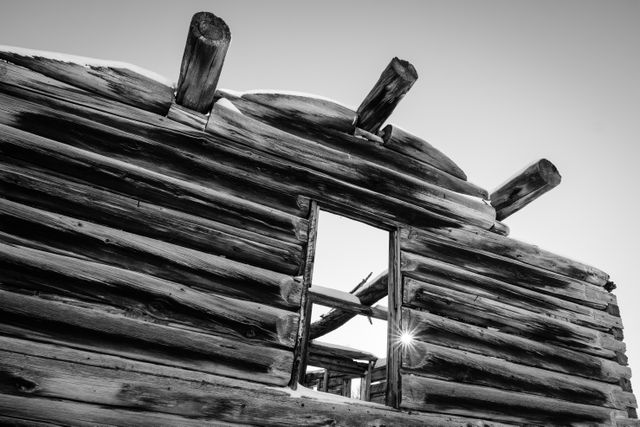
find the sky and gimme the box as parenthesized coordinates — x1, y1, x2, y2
(1, 0, 638, 392)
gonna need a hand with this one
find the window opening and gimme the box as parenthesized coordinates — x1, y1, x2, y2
(302, 210, 389, 402)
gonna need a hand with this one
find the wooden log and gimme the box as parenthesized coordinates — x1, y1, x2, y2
(491, 158, 562, 220)
(401, 375, 620, 426)
(309, 271, 388, 339)
(0, 45, 174, 114)
(166, 101, 208, 130)
(380, 124, 467, 180)
(175, 12, 231, 113)
(402, 308, 631, 385)
(309, 341, 378, 361)
(0, 198, 303, 309)
(398, 247, 622, 333)
(306, 355, 368, 376)
(0, 90, 311, 220)
(355, 57, 418, 133)
(207, 101, 497, 230)
(360, 361, 373, 401)
(217, 89, 488, 199)
(290, 202, 319, 388)
(490, 220, 510, 236)
(0, 336, 520, 427)
(403, 277, 624, 360)
(0, 242, 298, 347)
(386, 229, 402, 408)
(401, 240, 615, 310)
(0, 80, 471, 232)
(308, 286, 388, 320)
(240, 90, 358, 133)
(0, 291, 294, 385)
(402, 341, 636, 410)
(0, 122, 308, 245)
(403, 226, 609, 287)
(0, 162, 305, 275)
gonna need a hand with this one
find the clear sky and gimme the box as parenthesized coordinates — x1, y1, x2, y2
(1, 0, 638, 392)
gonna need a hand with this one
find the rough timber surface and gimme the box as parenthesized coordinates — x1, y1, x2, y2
(0, 43, 635, 427)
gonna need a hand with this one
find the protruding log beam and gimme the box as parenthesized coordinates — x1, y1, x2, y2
(175, 12, 231, 113)
(308, 286, 388, 320)
(355, 57, 418, 133)
(491, 158, 561, 221)
(380, 124, 467, 181)
(309, 272, 388, 339)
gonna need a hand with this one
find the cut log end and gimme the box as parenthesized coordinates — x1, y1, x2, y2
(537, 158, 562, 186)
(391, 57, 418, 82)
(192, 11, 231, 43)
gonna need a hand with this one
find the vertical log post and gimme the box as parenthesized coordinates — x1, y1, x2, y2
(360, 360, 373, 401)
(386, 229, 402, 408)
(490, 158, 562, 221)
(175, 12, 231, 113)
(355, 57, 418, 133)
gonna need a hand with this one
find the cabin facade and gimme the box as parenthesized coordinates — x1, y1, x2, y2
(0, 11, 637, 426)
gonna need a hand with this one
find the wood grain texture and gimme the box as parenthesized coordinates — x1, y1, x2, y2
(491, 158, 562, 220)
(401, 241, 615, 310)
(403, 277, 623, 360)
(398, 248, 621, 333)
(0, 90, 311, 220)
(0, 242, 298, 348)
(0, 198, 303, 309)
(175, 12, 231, 113)
(402, 308, 631, 385)
(0, 47, 174, 114)
(386, 229, 402, 408)
(217, 90, 488, 199)
(166, 101, 208, 130)
(356, 57, 418, 133)
(403, 226, 609, 287)
(401, 375, 621, 426)
(381, 124, 467, 180)
(0, 291, 294, 384)
(208, 101, 497, 230)
(0, 121, 308, 244)
(241, 91, 358, 133)
(402, 341, 635, 410)
(0, 336, 521, 427)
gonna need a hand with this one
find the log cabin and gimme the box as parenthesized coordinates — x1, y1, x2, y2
(0, 10, 637, 427)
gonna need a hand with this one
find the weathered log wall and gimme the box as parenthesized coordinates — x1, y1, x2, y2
(399, 226, 636, 425)
(0, 41, 636, 427)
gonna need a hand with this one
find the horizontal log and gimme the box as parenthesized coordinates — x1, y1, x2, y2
(308, 286, 388, 320)
(401, 243, 615, 310)
(240, 90, 358, 133)
(0, 242, 298, 347)
(402, 341, 635, 410)
(0, 291, 294, 385)
(218, 90, 488, 199)
(398, 251, 621, 333)
(207, 101, 497, 230)
(0, 198, 303, 309)
(0, 90, 311, 220)
(0, 78, 470, 232)
(0, 161, 305, 276)
(0, 45, 174, 114)
(310, 271, 388, 339)
(401, 375, 620, 426)
(175, 12, 230, 113)
(403, 277, 624, 359)
(380, 124, 467, 180)
(355, 57, 418, 133)
(0, 336, 519, 427)
(306, 354, 368, 376)
(402, 308, 631, 385)
(402, 226, 609, 287)
(0, 122, 308, 245)
(0, 395, 238, 427)
(490, 158, 562, 221)
(309, 341, 378, 361)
